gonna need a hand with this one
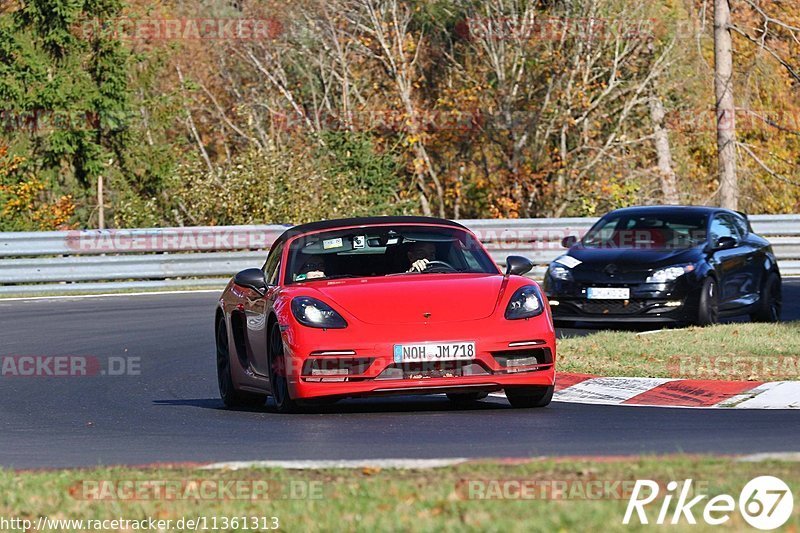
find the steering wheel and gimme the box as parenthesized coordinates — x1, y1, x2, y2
(421, 260, 458, 273)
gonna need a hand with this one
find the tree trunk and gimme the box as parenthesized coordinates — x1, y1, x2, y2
(714, 0, 738, 209)
(648, 96, 679, 203)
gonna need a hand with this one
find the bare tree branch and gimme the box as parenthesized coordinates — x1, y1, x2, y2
(738, 141, 800, 187)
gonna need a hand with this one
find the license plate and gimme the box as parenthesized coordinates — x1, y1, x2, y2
(393, 341, 476, 363)
(587, 287, 630, 300)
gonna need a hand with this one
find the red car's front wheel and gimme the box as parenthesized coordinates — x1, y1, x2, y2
(269, 323, 301, 413)
(505, 385, 554, 408)
(216, 317, 266, 409)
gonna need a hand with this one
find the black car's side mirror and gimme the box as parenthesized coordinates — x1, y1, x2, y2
(715, 236, 738, 251)
(561, 235, 578, 248)
(234, 268, 268, 294)
(505, 256, 534, 277)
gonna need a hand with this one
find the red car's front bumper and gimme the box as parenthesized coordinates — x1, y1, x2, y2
(281, 315, 556, 400)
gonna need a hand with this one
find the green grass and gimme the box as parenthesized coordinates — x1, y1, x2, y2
(558, 321, 800, 381)
(1, 457, 798, 532)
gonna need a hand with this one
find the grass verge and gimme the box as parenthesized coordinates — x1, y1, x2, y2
(558, 321, 800, 381)
(1, 456, 798, 532)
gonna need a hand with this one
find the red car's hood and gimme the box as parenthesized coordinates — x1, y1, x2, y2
(308, 274, 503, 325)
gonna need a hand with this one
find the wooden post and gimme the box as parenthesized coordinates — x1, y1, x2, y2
(98, 175, 105, 230)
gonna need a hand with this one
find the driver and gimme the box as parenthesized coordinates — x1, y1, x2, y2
(407, 241, 437, 272)
(294, 255, 326, 281)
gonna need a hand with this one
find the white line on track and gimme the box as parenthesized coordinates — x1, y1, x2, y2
(737, 452, 800, 462)
(200, 459, 469, 470)
(0, 289, 220, 303)
(635, 329, 672, 336)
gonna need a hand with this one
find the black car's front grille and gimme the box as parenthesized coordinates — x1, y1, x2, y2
(575, 300, 646, 315)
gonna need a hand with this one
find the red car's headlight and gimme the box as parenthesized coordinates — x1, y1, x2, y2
(505, 285, 545, 320)
(291, 297, 348, 329)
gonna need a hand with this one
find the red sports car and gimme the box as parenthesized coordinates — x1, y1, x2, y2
(215, 216, 556, 412)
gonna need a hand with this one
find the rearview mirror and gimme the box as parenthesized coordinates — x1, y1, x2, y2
(561, 235, 578, 248)
(715, 236, 738, 251)
(505, 256, 534, 277)
(233, 268, 268, 294)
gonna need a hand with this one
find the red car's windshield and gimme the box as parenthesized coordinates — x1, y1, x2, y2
(285, 225, 498, 283)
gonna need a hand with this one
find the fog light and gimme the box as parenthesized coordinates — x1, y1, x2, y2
(549, 300, 559, 306)
(306, 376, 348, 383)
(506, 357, 540, 367)
(664, 300, 683, 307)
(311, 368, 349, 376)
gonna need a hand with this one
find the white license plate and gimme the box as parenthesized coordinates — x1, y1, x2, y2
(587, 287, 630, 300)
(393, 341, 476, 363)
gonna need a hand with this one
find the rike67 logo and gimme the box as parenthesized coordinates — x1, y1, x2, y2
(623, 476, 794, 530)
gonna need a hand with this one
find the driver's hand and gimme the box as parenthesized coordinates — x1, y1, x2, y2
(409, 259, 429, 272)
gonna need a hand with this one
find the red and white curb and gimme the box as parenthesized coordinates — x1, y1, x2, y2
(542, 373, 800, 409)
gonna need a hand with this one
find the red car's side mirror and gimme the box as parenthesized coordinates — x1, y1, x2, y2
(505, 256, 534, 277)
(233, 268, 267, 295)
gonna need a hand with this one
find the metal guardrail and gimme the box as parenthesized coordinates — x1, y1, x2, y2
(0, 215, 798, 294)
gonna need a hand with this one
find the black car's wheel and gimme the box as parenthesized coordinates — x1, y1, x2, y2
(446, 392, 489, 405)
(216, 317, 266, 409)
(505, 385, 554, 408)
(751, 273, 782, 323)
(269, 322, 301, 414)
(696, 277, 719, 326)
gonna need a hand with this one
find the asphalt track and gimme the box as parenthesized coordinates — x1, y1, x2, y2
(0, 281, 798, 469)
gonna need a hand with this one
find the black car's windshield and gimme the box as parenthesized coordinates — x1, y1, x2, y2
(582, 212, 708, 249)
(285, 225, 497, 283)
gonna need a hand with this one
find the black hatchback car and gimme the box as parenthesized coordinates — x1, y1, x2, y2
(543, 206, 782, 326)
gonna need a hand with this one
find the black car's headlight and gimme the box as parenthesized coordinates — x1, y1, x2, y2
(548, 264, 573, 281)
(645, 264, 695, 283)
(291, 297, 347, 329)
(505, 285, 545, 320)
